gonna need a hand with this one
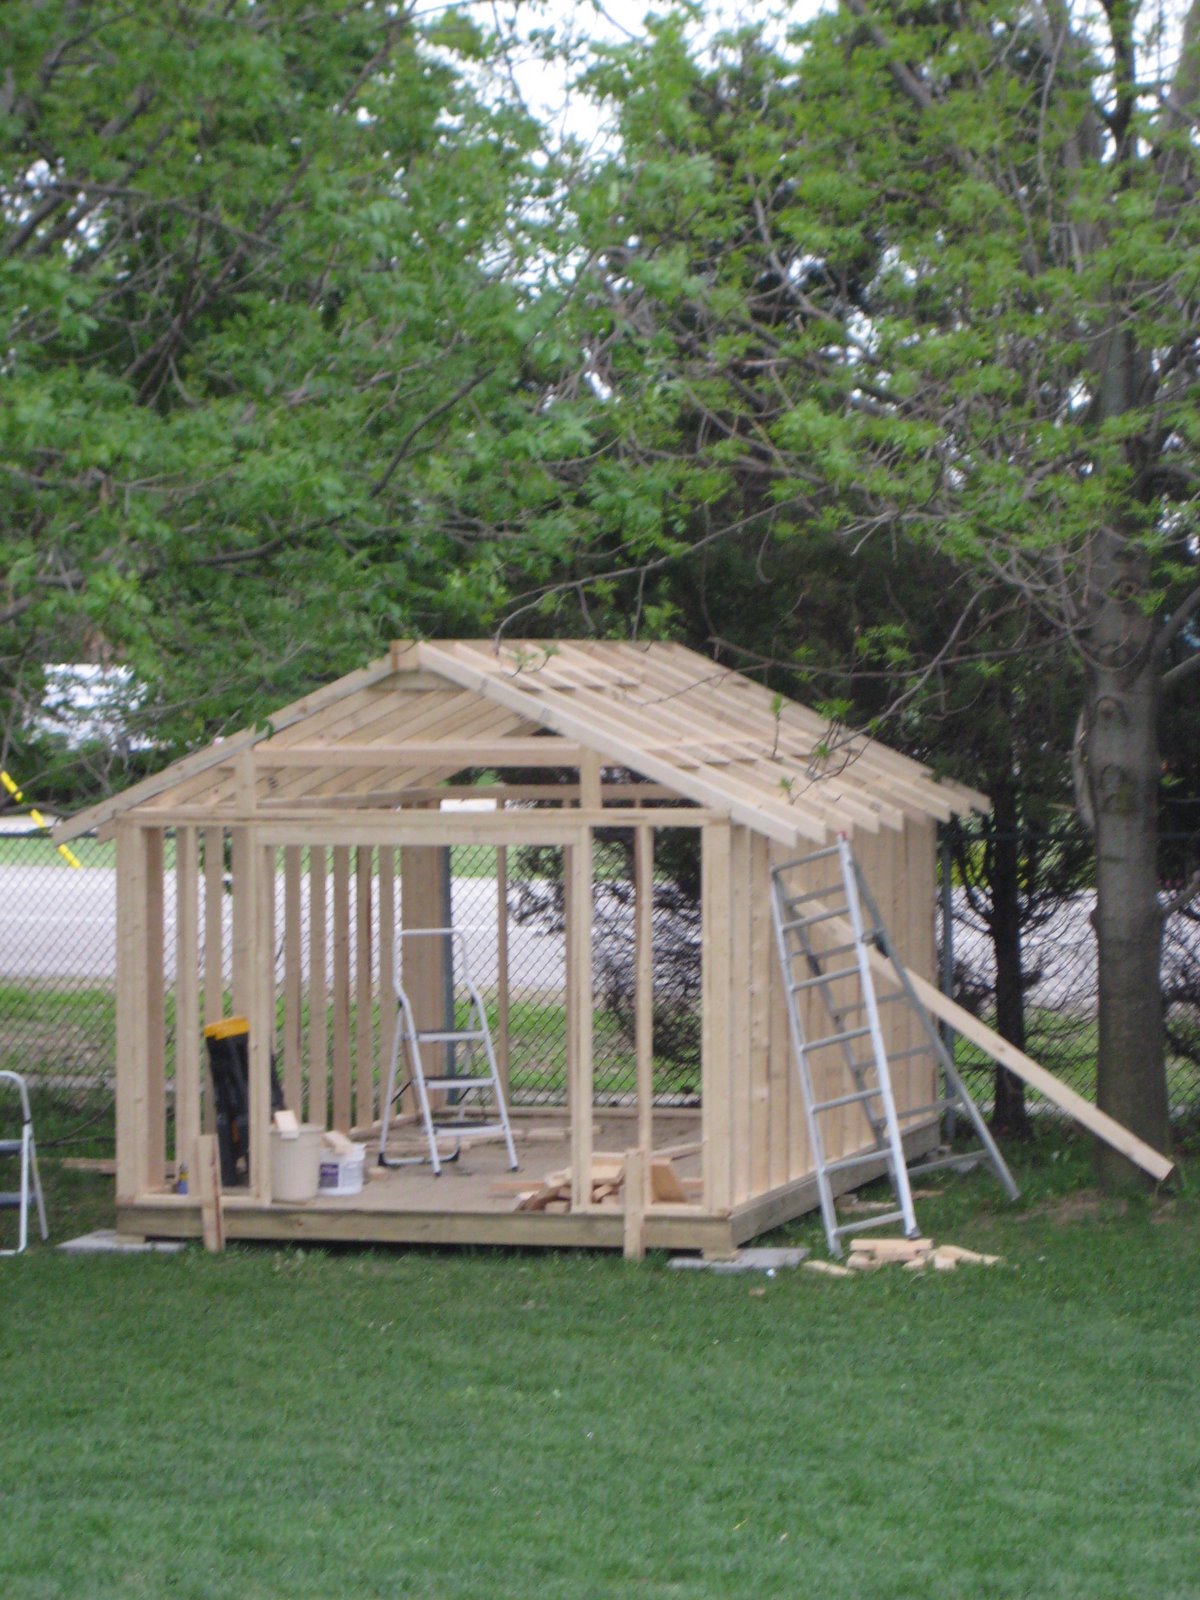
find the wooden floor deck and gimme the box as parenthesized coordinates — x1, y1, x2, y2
(118, 1114, 941, 1256)
(119, 1110, 746, 1256)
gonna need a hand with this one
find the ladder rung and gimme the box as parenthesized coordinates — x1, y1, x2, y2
(833, 1210, 908, 1239)
(907, 1152, 985, 1178)
(0, 1193, 24, 1208)
(782, 905, 849, 931)
(412, 1030, 487, 1043)
(784, 883, 845, 908)
(832, 992, 903, 1018)
(422, 1076, 495, 1091)
(431, 1120, 506, 1135)
(804, 940, 863, 962)
(775, 846, 841, 871)
(812, 1087, 881, 1114)
(806, 1025, 872, 1051)
(825, 1149, 896, 1176)
(788, 964, 860, 992)
(775, 833, 1018, 1263)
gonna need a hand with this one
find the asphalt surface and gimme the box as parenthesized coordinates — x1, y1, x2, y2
(0, 867, 567, 991)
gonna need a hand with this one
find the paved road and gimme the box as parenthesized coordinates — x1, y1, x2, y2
(0, 866, 569, 992)
(2, 865, 1194, 1011)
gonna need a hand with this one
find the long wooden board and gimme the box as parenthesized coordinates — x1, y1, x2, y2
(898, 966, 1175, 1183)
(794, 893, 1174, 1184)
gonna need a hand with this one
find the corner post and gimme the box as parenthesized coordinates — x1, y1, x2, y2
(701, 820, 733, 1215)
(248, 837, 275, 1203)
(567, 827, 595, 1212)
(115, 821, 150, 1205)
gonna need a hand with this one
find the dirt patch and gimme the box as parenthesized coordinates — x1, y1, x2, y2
(1015, 1189, 1128, 1225)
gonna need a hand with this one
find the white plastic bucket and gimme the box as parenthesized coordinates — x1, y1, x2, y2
(269, 1124, 324, 1202)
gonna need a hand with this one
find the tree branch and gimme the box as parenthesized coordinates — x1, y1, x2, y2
(1161, 869, 1200, 916)
(368, 369, 494, 499)
(1154, 580, 1200, 668)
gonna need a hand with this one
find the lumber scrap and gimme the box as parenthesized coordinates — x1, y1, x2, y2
(511, 1152, 696, 1216)
(803, 1259, 854, 1278)
(852, 1236, 934, 1260)
(842, 1238, 1003, 1272)
(650, 1158, 689, 1203)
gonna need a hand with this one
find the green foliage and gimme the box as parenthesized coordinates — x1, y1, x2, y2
(0, 1, 554, 774)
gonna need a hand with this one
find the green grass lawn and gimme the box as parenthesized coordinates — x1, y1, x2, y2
(2, 1134, 1198, 1599)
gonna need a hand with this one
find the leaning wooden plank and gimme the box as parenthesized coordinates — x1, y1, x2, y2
(802, 893, 1174, 1185)
(895, 965, 1175, 1184)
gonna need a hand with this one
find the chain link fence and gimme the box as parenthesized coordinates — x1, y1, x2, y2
(0, 829, 704, 1151)
(940, 829, 1200, 1121)
(3, 823, 1197, 1152)
(0, 832, 121, 1152)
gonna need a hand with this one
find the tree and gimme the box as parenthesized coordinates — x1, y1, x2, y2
(1, 0, 545, 789)
(516, 1, 1200, 1176)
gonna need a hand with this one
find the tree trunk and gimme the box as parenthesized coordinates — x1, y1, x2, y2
(987, 784, 1032, 1139)
(1083, 542, 1171, 1186)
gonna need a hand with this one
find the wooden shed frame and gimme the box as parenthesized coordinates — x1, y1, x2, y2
(58, 639, 995, 1256)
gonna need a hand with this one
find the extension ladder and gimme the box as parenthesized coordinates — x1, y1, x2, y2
(770, 835, 1017, 1256)
(0, 1071, 49, 1256)
(378, 928, 519, 1177)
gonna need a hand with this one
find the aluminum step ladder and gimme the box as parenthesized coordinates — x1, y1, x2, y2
(0, 1071, 49, 1255)
(378, 928, 519, 1177)
(771, 835, 1017, 1256)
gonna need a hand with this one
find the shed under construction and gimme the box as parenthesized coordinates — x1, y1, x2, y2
(55, 639, 1172, 1255)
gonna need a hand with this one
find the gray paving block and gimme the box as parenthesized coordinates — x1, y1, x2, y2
(58, 1229, 187, 1255)
(667, 1246, 810, 1274)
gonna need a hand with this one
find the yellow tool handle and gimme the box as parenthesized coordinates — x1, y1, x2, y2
(0, 768, 83, 868)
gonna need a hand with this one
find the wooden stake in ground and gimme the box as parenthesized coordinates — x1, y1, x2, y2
(195, 1134, 225, 1253)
